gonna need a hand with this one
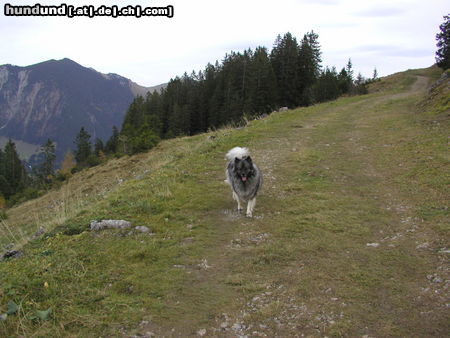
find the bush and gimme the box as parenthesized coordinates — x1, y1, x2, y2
(8, 187, 42, 206)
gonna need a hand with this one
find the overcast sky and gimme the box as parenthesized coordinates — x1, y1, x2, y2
(1, 0, 448, 86)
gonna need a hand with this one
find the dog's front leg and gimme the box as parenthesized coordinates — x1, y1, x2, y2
(232, 191, 243, 211)
(246, 198, 256, 217)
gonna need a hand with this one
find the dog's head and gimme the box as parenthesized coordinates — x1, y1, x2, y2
(234, 156, 255, 182)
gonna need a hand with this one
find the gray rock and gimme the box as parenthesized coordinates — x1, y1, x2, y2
(4, 243, 14, 250)
(2, 250, 23, 260)
(197, 328, 206, 336)
(232, 323, 242, 331)
(30, 226, 45, 240)
(135, 226, 151, 233)
(90, 219, 131, 231)
(416, 242, 429, 249)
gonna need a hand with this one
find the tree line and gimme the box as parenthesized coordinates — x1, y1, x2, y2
(116, 31, 373, 155)
(0, 31, 375, 207)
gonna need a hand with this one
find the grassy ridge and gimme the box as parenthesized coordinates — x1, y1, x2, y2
(0, 66, 448, 336)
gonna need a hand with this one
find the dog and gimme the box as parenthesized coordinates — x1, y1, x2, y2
(225, 147, 262, 217)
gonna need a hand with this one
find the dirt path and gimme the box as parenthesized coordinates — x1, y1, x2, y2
(134, 75, 449, 337)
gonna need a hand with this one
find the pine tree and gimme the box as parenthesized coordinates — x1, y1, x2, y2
(337, 67, 351, 94)
(94, 138, 104, 156)
(38, 139, 56, 183)
(313, 66, 340, 102)
(298, 31, 322, 105)
(121, 96, 145, 139)
(270, 32, 300, 108)
(74, 127, 92, 167)
(1, 140, 26, 198)
(436, 14, 450, 69)
(105, 126, 119, 154)
(0, 148, 8, 199)
(247, 46, 278, 114)
(345, 59, 354, 82)
(144, 91, 163, 137)
(354, 72, 368, 94)
(372, 67, 378, 80)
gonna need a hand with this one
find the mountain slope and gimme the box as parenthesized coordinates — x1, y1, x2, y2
(0, 58, 162, 163)
(0, 67, 448, 336)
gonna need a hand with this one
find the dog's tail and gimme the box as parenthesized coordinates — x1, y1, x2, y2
(226, 147, 249, 161)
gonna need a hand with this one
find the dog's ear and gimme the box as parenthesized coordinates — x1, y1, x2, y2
(245, 156, 253, 164)
(235, 157, 241, 163)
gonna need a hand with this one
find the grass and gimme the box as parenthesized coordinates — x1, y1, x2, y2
(0, 66, 449, 336)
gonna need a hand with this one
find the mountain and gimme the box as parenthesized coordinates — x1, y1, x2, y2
(0, 58, 163, 164)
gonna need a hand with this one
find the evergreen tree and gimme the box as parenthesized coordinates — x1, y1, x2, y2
(270, 32, 301, 108)
(247, 46, 278, 114)
(313, 66, 340, 102)
(345, 59, 354, 82)
(74, 127, 92, 167)
(372, 67, 378, 80)
(1, 140, 26, 198)
(0, 148, 7, 199)
(38, 139, 56, 182)
(298, 31, 322, 105)
(130, 129, 160, 154)
(436, 14, 450, 69)
(105, 126, 119, 154)
(94, 138, 104, 156)
(337, 67, 352, 94)
(144, 91, 163, 137)
(354, 72, 368, 94)
(120, 96, 145, 139)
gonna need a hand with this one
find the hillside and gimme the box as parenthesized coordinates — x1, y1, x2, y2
(0, 58, 162, 163)
(0, 66, 448, 336)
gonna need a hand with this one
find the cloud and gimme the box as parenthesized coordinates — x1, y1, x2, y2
(354, 6, 407, 17)
(350, 44, 432, 58)
(293, 0, 341, 5)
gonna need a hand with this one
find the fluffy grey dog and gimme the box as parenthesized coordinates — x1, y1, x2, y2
(225, 147, 262, 217)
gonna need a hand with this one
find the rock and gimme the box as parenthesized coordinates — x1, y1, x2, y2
(2, 250, 22, 260)
(259, 113, 269, 119)
(232, 323, 242, 331)
(426, 274, 443, 283)
(135, 170, 150, 180)
(30, 226, 45, 240)
(366, 242, 380, 248)
(135, 226, 151, 233)
(90, 219, 131, 231)
(197, 328, 206, 336)
(198, 258, 211, 269)
(416, 242, 429, 249)
(279, 106, 288, 112)
(4, 243, 14, 250)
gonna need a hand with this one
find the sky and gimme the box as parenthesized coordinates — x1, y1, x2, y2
(1, 0, 448, 87)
